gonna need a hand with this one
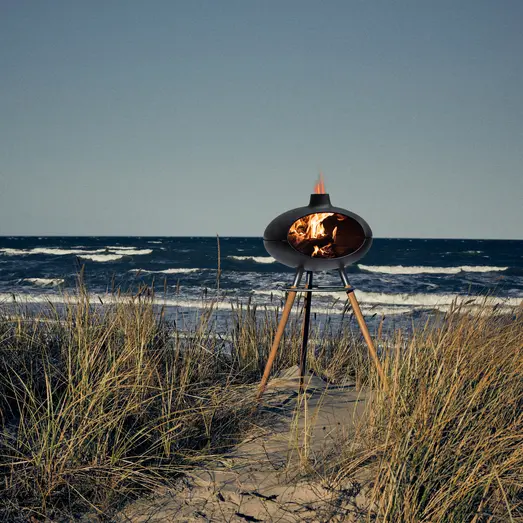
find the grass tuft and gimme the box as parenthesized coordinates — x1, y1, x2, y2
(332, 305, 523, 522)
(2, 281, 521, 522)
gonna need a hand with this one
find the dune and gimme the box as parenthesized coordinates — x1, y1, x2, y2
(119, 367, 370, 522)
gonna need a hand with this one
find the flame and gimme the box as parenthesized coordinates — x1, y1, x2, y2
(314, 172, 326, 194)
(288, 212, 341, 258)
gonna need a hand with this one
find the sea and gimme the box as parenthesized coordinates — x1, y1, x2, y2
(1, 236, 522, 331)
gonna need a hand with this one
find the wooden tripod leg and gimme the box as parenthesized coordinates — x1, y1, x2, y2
(299, 271, 313, 390)
(340, 269, 389, 392)
(257, 269, 304, 399)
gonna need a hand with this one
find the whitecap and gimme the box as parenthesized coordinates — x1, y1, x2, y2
(254, 289, 288, 298)
(228, 256, 275, 264)
(359, 305, 417, 316)
(358, 265, 508, 275)
(255, 288, 522, 310)
(1, 290, 520, 318)
(23, 278, 65, 286)
(109, 248, 152, 256)
(0, 247, 105, 256)
(130, 268, 200, 274)
(78, 254, 124, 262)
(0, 247, 151, 257)
(354, 290, 522, 308)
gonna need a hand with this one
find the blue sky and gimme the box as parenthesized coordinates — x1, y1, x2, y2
(1, 1, 522, 238)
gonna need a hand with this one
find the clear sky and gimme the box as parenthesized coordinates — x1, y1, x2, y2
(1, 1, 522, 238)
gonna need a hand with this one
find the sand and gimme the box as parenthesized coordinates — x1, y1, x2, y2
(118, 367, 370, 522)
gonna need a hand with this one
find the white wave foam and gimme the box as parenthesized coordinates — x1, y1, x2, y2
(254, 289, 286, 297)
(0, 292, 315, 316)
(358, 265, 507, 275)
(254, 288, 522, 310)
(109, 248, 152, 256)
(130, 268, 200, 274)
(460, 265, 506, 272)
(157, 268, 199, 274)
(0, 249, 18, 256)
(79, 254, 124, 262)
(0, 293, 68, 305)
(0, 247, 152, 257)
(355, 290, 522, 308)
(1, 247, 103, 256)
(0, 292, 244, 311)
(148, 241, 163, 244)
(228, 256, 275, 264)
(23, 278, 65, 286)
(359, 305, 418, 316)
(1, 290, 520, 317)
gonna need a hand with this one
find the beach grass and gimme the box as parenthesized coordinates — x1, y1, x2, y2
(1, 283, 521, 521)
(0, 286, 255, 520)
(0, 284, 365, 521)
(330, 303, 523, 521)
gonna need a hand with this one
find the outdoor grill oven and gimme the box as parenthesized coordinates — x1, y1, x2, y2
(257, 176, 388, 398)
(263, 192, 373, 271)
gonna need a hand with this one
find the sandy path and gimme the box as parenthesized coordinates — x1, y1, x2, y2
(118, 368, 369, 522)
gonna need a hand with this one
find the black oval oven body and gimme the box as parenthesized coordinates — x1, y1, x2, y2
(263, 194, 373, 271)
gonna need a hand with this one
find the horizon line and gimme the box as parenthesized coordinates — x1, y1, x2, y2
(1, 235, 522, 241)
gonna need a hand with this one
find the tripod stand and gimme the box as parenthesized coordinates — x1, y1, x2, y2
(257, 267, 388, 399)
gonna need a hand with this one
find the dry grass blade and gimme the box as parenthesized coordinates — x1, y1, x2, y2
(332, 304, 523, 522)
(0, 286, 260, 521)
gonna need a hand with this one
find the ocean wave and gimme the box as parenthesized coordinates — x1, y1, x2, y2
(130, 268, 201, 274)
(355, 290, 522, 308)
(358, 265, 508, 275)
(1, 290, 520, 317)
(254, 289, 286, 297)
(78, 254, 124, 262)
(228, 256, 275, 264)
(109, 248, 152, 256)
(254, 288, 522, 309)
(0, 291, 345, 315)
(1, 247, 103, 256)
(23, 278, 65, 286)
(0, 292, 246, 311)
(156, 268, 200, 274)
(0, 247, 152, 257)
(359, 305, 419, 316)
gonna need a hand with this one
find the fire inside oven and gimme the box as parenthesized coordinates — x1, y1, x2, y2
(287, 212, 366, 258)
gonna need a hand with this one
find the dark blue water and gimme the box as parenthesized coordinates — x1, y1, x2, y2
(1, 237, 522, 321)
